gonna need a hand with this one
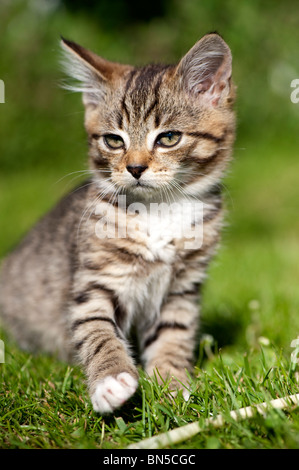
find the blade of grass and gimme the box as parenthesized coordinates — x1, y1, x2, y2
(128, 393, 299, 449)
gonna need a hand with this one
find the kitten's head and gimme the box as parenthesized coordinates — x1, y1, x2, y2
(61, 34, 235, 201)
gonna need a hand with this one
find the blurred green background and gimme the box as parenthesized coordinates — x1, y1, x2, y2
(1, 0, 299, 354)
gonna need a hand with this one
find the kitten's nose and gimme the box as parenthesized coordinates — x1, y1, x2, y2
(126, 164, 148, 180)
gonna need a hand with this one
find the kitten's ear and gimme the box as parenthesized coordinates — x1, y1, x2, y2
(60, 37, 130, 108)
(176, 33, 233, 107)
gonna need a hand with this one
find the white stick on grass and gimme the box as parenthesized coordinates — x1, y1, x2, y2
(127, 393, 299, 449)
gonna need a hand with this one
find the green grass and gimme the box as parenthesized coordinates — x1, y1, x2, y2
(1, 333, 299, 449)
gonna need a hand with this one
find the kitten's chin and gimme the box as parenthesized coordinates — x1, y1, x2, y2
(125, 183, 159, 200)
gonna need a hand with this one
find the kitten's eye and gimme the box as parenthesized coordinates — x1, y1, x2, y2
(156, 131, 182, 148)
(104, 134, 125, 149)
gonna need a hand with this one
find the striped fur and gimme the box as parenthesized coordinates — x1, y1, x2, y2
(0, 33, 236, 413)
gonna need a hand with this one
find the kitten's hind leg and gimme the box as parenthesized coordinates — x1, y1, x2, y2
(69, 281, 138, 414)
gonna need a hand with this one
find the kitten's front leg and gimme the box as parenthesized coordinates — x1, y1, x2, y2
(141, 292, 199, 398)
(69, 281, 138, 414)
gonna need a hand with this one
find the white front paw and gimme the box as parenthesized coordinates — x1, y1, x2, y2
(91, 372, 138, 414)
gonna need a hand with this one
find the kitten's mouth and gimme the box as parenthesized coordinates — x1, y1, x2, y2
(126, 180, 157, 195)
(132, 180, 151, 189)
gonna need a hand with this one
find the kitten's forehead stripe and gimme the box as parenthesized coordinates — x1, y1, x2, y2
(121, 64, 171, 126)
(144, 70, 165, 123)
(143, 76, 162, 121)
(117, 111, 123, 130)
(143, 97, 158, 122)
(121, 69, 138, 124)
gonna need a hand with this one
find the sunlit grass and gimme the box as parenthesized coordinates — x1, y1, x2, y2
(1, 332, 299, 449)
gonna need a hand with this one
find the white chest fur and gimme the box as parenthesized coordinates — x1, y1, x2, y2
(95, 196, 204, 263)
(93, 197, 204, 330)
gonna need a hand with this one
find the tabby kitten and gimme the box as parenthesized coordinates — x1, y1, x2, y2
(0, 33, 235, 413)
